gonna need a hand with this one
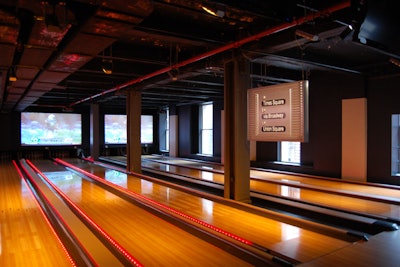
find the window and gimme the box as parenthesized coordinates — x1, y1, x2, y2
(391, 114, 400, 176)
(159, 108, 169, 151)
(279, 141, 301, 164)
(199, 103, 213, 155)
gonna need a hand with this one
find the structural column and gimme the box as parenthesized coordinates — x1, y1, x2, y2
(224, 55, 251, 203)
(126, 90, 142, 173)
(169, 114, 179, 157)
(90, 103, 100, 160)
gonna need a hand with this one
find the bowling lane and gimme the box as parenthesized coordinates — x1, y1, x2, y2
(32, 160, 253, 267)
(143, 155, 224, 173)
(0, 162, 73, 267)
(250, 179, 400, 220)
(145, 155, 400, 201)
(250, 170, 400, 202)
(140, 157, 400, 220)
(142, 160, 223, 183)
(66, 158, 352, 263)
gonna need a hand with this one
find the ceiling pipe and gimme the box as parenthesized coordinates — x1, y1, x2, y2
(69, 0, 351, 107)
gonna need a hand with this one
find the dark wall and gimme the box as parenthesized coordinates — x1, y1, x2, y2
(367, 75, 400, 185)
(0, 112, 19, 151)
(253, 71, 365, 178)
(306, 71, 365, 177)
(177, 101, 222, 162)
(178, 105, 198, 157)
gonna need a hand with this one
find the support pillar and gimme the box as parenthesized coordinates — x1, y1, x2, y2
(127, 90, 142, 173)
(224, 55, 251, 203)
(90, 103, 100, 160)
(169, 114, 179, 157)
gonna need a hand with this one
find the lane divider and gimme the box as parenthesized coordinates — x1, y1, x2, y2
(12, 160, 77, 267)
(17, 160, 98, 266)
(26, 159, 144, 267)
(56, 158, 297, 266)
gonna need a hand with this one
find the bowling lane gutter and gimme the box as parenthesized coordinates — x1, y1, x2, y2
(23, 159, 144, 267)
(143, 156, 400, 206)
(17, 160, 100, 267)
(92, 158, 374, 243)
(138, 158, 399, 232)
(55, 158, 298, 267)
(12, 160, 78, 267)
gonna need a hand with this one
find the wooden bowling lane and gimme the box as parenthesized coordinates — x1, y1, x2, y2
(139, 156, 400, 221)
(0, 162, 73, 267)
(64, 158, 353, 264)
(143, 155, 224, 173)
(145, 155, 400, 202)
(32, 160, 254, 267)
(250, 169, 400, 203)
(250, 179, 400, 221)
(141, 160, 224, 184)
(298, 230, 400, 267)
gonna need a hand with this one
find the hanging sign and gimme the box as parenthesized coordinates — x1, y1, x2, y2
(247, 80, 309, 142)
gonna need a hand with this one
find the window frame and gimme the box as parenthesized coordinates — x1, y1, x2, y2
(199, 103, 213, 156)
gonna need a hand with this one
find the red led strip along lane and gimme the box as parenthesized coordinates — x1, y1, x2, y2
(12, 160, 77, 267)
(26, 159, 144, 267)
(56, 158, 254, 247)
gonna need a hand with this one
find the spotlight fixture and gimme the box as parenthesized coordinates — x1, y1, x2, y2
(101, 59, 113, 74)
(295, 29, 319, 42)
(8, 66, 17, 82)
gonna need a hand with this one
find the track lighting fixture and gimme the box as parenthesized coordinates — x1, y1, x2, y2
(101, 46, 113, 74)
(8, 66, 17, 82)
(102, 59, 113, 74)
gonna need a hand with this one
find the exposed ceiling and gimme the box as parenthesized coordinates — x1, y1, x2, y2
(1, 0, 399, 113)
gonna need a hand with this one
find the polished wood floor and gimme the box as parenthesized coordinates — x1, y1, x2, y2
(32, 160, 253, 266)
(61, 159, 352, 262)
(139, 155, 400, 220)
(2, 156, 400, 266)
(104, 155, 400, 266)
(0, 162, 73, 267)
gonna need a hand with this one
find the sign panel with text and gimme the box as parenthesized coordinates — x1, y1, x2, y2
(247, 80, 309, 142)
